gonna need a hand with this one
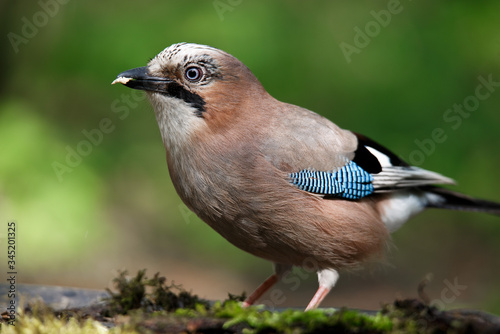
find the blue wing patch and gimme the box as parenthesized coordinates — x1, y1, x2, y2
(289, 161, 374, 200)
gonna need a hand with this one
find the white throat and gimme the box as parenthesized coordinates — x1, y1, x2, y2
(147, 93, 206, 153)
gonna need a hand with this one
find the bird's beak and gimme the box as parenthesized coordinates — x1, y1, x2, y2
(112, 66, 173, 93)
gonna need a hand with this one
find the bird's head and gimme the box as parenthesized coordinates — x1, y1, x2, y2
(113, 43, 269, 142)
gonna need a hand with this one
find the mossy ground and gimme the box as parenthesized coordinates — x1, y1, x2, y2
(1, 270, 498, 333)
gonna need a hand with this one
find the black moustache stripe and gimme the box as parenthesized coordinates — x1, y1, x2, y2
(163, 82, 206, 118)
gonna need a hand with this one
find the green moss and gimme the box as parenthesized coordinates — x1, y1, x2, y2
(0, 303, 138, 334)
(2, 271, 497, 333)
(0, 316, 108, 334)
(207, 301, 393, 333)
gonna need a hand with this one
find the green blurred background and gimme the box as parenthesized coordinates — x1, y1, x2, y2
(1, 0, 500, 313)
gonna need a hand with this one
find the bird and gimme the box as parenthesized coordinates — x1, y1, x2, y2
(112, 42, 500, 310)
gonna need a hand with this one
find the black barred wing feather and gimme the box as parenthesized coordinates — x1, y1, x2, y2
(289, 161, 374, 200)
(288, 134, 455, 200)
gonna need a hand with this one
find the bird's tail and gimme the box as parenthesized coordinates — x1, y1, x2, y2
(425, 186, 500, 216)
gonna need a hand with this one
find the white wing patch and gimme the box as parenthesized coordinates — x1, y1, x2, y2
(363, 144, 456, 191)
(365, 146, 392, 167)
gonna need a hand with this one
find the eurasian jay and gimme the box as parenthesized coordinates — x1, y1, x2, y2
(112, 43, 500, 310)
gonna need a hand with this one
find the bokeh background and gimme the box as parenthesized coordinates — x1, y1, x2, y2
(1, 1, 500, 313)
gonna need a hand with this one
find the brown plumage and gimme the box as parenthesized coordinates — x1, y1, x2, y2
(112, 42, 500, 310)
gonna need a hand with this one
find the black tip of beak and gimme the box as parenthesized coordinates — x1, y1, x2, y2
(112, 66, 172, 92)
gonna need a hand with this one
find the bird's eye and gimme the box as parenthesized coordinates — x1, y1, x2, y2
(184, 66, 203, 82)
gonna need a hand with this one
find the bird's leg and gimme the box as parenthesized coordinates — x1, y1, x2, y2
(242, 274, 279, 307)
(305, 268, 339, 311)
(242, 263, 292, 307)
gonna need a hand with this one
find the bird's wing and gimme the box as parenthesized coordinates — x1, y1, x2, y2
(352, 133, 455, 190)
(260, 104, 359, 172)
(286, 130, 455, 200)
(259, 104, 454, 200)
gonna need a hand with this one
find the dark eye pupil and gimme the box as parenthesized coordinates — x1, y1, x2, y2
(186, 67, 201, 81)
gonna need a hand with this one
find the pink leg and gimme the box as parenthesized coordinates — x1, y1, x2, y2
(305, 269, 339, 311)
(305, 285, 331, 310)
(242, 274, 279, 307)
